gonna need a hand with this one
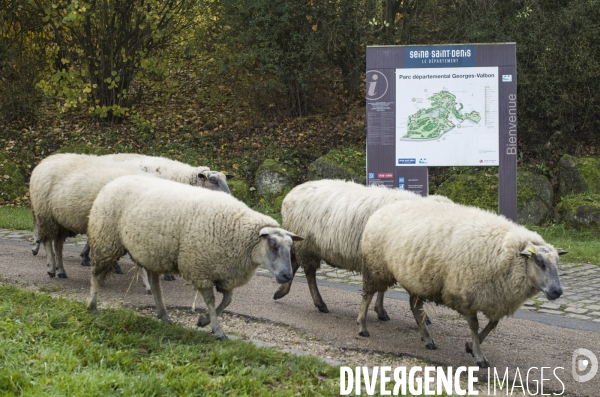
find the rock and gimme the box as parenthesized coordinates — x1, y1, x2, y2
(434, 168, 553, 225)
(228, 179, 251, 203)
(0, 153, 28, 204)
(516, 171, 554, 225)
(555, 194, 600, 230)
(254, 159, 294, 196)
(307, 146, 366, 184)
(434, 168, 499, 213)
(54, 144, 111, 155)
(558, 154, 600, 197)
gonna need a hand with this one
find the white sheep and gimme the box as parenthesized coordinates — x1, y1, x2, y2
(101, 153, 233, 194)
(86, 175, 302, 340)
(274, 179, 451, 320)
(29, 153, 232, 279)
(358, 200, 566, 368)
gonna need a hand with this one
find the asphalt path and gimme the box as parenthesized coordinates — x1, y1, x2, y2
(1, 239, 599, 396)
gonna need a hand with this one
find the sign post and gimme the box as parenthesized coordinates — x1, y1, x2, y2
(366, 43, 517, 221)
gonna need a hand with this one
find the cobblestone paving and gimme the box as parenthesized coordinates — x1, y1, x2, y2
(3, 228, 599, 324)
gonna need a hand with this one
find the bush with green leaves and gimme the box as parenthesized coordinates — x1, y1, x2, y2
(32, 0, 199, 121)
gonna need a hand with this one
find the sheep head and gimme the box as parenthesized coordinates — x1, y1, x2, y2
(520, 244, 567, 300)
(254, 227, 303, 284)
(197, 170, 234, 194)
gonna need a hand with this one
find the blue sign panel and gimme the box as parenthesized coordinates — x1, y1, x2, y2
(405, 45, 476, 68)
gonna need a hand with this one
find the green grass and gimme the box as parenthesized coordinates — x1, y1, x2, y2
(0, 206, 33, 230)
(0, 284, 339, 396)
(529, 223, 600, 265)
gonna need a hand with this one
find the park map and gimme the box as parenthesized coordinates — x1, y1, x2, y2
(402, 91, 481, 140)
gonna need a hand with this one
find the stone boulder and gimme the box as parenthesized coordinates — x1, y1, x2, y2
(554, 194, 600, 230)
(516, 171, 554, 226)
(307, 147, 366, 184)
(434, 168, 553, 225)
(558, 154, 600, 197)
(435, 169, 498, 213)
(0, 153, 28, 204)
(254, 159, 295, 196)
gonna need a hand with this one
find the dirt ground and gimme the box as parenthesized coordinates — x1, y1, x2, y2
(1, 239, 599, 396)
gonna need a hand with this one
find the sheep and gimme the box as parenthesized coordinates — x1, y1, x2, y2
(30, 153, 150, 278)
(30, 153, 229, 278)
(273, 179, 451, 320)
(32, 153, 234, 266)
(30, 153, 233, 279)
(86, 174, 302, 340)
(357, 199, 566, 368)
(101, 153, 234, 194)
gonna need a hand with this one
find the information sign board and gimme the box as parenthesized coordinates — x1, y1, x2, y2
(366, 43, 517, 220)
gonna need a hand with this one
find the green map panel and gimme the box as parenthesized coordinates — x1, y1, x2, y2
(403, 91, 480, 140)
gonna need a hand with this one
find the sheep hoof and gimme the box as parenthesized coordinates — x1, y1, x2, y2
(477, 359, 490, 368)
(113, 263, 123, 274)
(57, 273, 67, 279)
(80, 260, 90, 267)
(376, 311, 390, 321)
(273, 290, 288, 300)
(47, 271, 56, 278)
(197, 316, 210, 327)
(163, 273, 176, 281)
(425, 342, 437, 350)
(31, 248, 39, 256)
(146, 290, 152, 295)
(317, 306, 329, 313)
(465, 342, 474, 356)
(158, 315, 173, 323)
(216, 333, 229, 341)
(358, 331, 370, 337)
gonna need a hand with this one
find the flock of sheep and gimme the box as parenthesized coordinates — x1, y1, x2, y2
(28, 153, 566, 368)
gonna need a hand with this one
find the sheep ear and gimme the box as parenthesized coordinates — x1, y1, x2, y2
(258, 227, 272, 238)
(557, 249, 568, 256)
(198, 173, 207, 180)
(286, 231, 303, 242)
(225, 174, 235, 180)
(519, 249, 531, 259)
(519, 248, 533, 258)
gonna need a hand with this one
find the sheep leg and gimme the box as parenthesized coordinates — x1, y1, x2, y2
(138, 267, 152, 294)
(272, 253, 300, 300)
(54, 236, 67, 278)
(86, 266, 104, 312)
(44, 239, 57, 278)
(305, 266, 329, 313)
(374, 291, 390, 321)
(32, 240, 40, 256)
(464, 314, 490, 368)
(477, 319, 499, 344)
(80, 243, 91, 266)
(197, 289, 233, 327)
(465, 319, 499, 355)
(410, 295, 436, 350)
(198, 287, 227, 340)
(87, 259, 113, 312)
(113, 261, 123, 274)
(357, 291, 376, 337)
(146, 269, 172, 323)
